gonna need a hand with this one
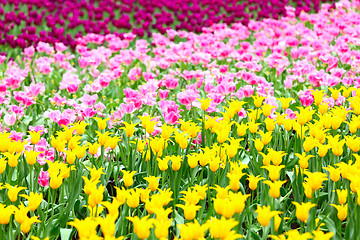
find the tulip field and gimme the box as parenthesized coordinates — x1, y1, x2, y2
(2, 0, 360, 239)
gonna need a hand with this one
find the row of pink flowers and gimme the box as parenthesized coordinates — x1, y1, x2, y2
(0, 0, 359, 174)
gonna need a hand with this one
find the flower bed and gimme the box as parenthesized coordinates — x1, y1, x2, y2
(0, 1, 360, 239)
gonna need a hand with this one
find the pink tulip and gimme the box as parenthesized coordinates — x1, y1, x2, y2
(159, 89, 170, 99)
(38, 171, 49, 187)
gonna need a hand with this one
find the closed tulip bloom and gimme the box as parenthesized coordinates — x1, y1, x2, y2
(74, 146, 87, 160)
(192, 184, 207, 200)
(262, 104, 276, 117)
(19, 192, 43, 211)
(261, 165, 285, 181)
(20, 216, 41, 233)
(177, 202, 201, 221)
(87, 166, 105, 181)
(73, 121, 88, 135)
(96, 131, 110, 146)
(139, 188, 151, 203)
(4, 152, 21, 168)
(303, 182, 313, 199)
(255, 205, 282, 227)
(330, 204, 348, 221)
(274, 213, 289, 232)
(153, 207, 172, 222)
(213, 197, 226, 216)
(199, 98, 212, 111)
(171, 155, 183, 171)
(68, 218, 99, 239)
(264, 180, 287, 198)
(14, 141, 26, 154)
(235, 122, 248, 136)
(179, 219, 208, 240)
(312, 230, 334, 240)
(292, 202, 316, 223)
(221, 199, 236, 219)
(227, 172, 244, 191)
(187, 154, 199, 168)
(126, 189, 140, 208)
(212, 185, 230, 199)
(209, 156, 221, 172)
(121, 170, 136, 187)
(282, 118, 294, 131)
(207, 217, 241, 239)
(82, 176, 100, 195)
(28, 131, 41, 145)
(259, 152, 272, 166)
(127, 215, 154, 239)
(252, 94, 266, 108)
(295, 153, 314, 170)
(228, 192, 250, 214)
(98, 216, 116, 237)
(180, 189, 201, 205)
(336, 189, 348, 205)
(122, 122, 138, 138)
(88, 142, 100, 155)
(24, 150, 42, 165)
(134, 139, 146, 153)
(253, 138, 264, 152)
(61, 126, 74, 142)
(226, 144, 240, 159)
(64, 150, 76, 165)
(323, 165, 341, 182)
(285, 230, 313, 239)
(114, 186, 127, 205)
(303, 136, 318, 152)
(5, 184, 27, 202)
(264, 117, 276, 131)
(248, 109, 261, 121)
(143, 176, 160, 191)
(108, 136, 120, 150)
(101, 199, 121, 220)
(279, 97, 293, 109)
(157, 157, 169, 171)
(248, 121, 261, 133)
(50, 175, 64, 190)
(0, 203, 15, 224)
(310, 90, 325, 106)
(67, 135, 81, 150)
(268, 149, 287, 166)
(331, 139, 345, 156)
(93, 117, 109, 130)
(150, 137, 166, 153)
(160, 124, 175, 139)
(318, 103, 329, 115)
(14, 203, 30, 224)
(153, 218, 172, 239)
(304, 171, 328, 192)
(317, 144, 330, 157)
(248, 174, 265, 190)
(215, 129, 230, 144)
(0, 158, 7, 174)
(88, 185, 105, 208)
(259, 131, 273, 145)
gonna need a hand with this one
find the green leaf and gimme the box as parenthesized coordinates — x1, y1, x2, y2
(60, 228, 73, 240)
(286, 171, 295, 183)
(250, 229, 262, 240)
(174, 210, 184, 225)
(323, 217, 340, 240)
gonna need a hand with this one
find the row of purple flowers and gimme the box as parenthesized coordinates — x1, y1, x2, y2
(1, 0, 336, 50)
